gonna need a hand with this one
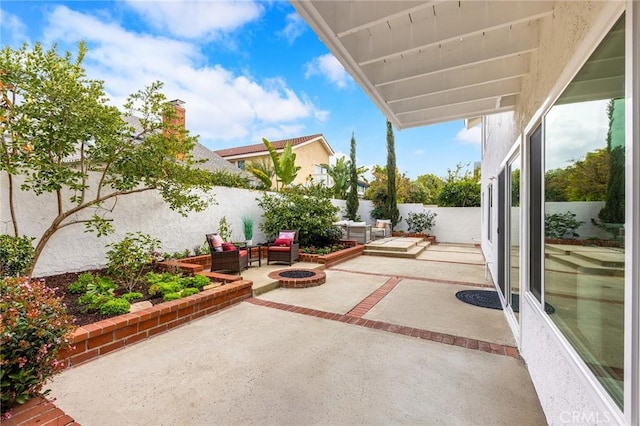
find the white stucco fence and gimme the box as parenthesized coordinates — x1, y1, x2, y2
(2, 173, 481, 276)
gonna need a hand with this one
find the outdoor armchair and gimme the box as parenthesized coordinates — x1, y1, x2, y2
(371, 219, 391, 240)
(267, 230, 300, 265)
(206, 233, 249, 274)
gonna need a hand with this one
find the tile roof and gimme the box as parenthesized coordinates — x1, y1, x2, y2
(214, 134, 324, 158)
(192, 143, 254, 180)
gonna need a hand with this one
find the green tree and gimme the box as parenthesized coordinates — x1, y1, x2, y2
(598, 98, 625, 224)
(437, 163, 481, 207)
(415, 173, 444, 204)
(1, 43, 218, 274)
(566, 148, 609, 201)
(345, 132, 360, 220)
(261, 138, 301, 191)
(385, 120, 400, 227)
(544, 168, 569, 201)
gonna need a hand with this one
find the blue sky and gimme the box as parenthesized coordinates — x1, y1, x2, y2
(0, 0, 480, 179)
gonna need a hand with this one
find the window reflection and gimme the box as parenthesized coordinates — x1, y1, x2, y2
(543, 16, 625, 407)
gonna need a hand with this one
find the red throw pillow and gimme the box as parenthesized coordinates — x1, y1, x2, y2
(221, 242, 236, 251)
(273, 238, 291, 247)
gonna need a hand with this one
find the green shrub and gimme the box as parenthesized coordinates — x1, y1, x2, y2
(106, 232, 162, 293)
(0, 277, 74, 411)
(182, 275, 209, 290)
(0, 235, 35, 277)
(120, 292, 144, 302)
(99, 298, 130, 316)
(68, 272, 95, 294)
(77, 276, 117, 313)
(406, 211, 437, 233)
(163, 292, 182, 301)
(545, 211, 583, 239)
(181, 288, 199, 297)
(437, 181, 481, 207)
(258, 189, 340, 247)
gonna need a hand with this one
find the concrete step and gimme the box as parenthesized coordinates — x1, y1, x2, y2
(569, 250, 625, 268)
(546, 254, 624, 277)
(363, 244, 426, 259)
(364, 237, 424, 253)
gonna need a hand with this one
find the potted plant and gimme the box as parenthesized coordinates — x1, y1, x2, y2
(242, 216, 254, 246)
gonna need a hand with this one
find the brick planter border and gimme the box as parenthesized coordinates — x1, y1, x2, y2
(392, 232, 436, 243)
(57, 280, 252, 368)
(268, 269, 327, 288)
(299, 242, 363, 268)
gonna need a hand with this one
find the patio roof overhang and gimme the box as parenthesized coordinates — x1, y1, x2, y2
(291, 0, 555, 129)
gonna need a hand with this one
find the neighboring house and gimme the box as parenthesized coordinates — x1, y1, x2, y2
(293, 1, 638, 424)
(357, 180, 369, 198)
(214, 134, 334, 187)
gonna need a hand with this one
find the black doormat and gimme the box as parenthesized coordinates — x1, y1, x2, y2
(455, 290, 555, 314)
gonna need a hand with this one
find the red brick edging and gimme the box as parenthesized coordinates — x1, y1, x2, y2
(245, 298, 520, 359)
(2, 396, 78, 426)
(58, 281, 252, 368)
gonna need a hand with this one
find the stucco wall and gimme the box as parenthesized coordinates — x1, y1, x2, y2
(480, 2, 625, 424)
(0, 173, 269, 277)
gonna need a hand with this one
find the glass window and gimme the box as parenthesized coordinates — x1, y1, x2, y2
(237, 160, 245, 170)
(543, 15, 625, 407)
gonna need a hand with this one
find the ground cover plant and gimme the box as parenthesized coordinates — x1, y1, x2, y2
(300, 243, 347, 255)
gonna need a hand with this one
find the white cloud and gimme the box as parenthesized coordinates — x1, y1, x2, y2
(41, 5, 328, 145)
(0, 10, 30, 45)
(545, 99, 608, 170)
(305, 54, 351, 89)
(124, 0, 263, 40)
(455, 126, 481, 145)
(278, 12, 306, 44)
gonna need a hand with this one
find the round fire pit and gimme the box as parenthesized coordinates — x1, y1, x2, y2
(268, 268, 326, 288)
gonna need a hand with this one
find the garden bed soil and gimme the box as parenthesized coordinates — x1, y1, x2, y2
(38, 270, 163, 327)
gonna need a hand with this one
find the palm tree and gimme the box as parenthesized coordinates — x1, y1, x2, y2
(320, 156, 350, 199)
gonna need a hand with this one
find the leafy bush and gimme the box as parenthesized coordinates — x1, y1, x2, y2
(120, 292, 144, 302)
(406, 211, 437, 233)
(182, 275, 210, 290)
(545, 212, 583, 239)
(145, 272, 202, 300)
(68, 272, 95, 294)
(258, 189, 340, 247)
(99, 298, 130, 316)
(106, 232, 162, 293)
(437, 181, 481, 207)
(1, 277, 74, 411)
(77, 276, 117, 313)
(163, 292, 182, 301)
(0, 235, 35, 277)
(181, 288, 199, 297)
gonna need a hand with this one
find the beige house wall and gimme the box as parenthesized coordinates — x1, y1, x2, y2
(227, 140, 332, 187)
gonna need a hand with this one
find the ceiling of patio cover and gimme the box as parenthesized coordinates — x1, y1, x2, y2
(292, 0, 555, 129)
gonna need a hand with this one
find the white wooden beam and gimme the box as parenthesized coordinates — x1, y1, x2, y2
(382, 55, 528, 103)
(399, 103, 514, 129)
(342, 1, 554, 66)
(391, 78, 521, 115)
(366, 23, 538, 87)
(307, 0, 440, 38)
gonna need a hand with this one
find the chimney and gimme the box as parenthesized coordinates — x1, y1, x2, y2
(166, 99, 186, 129)
(164, 99, 187, 160)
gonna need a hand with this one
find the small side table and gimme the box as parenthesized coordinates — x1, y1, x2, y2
(246, 245, 262, 267)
